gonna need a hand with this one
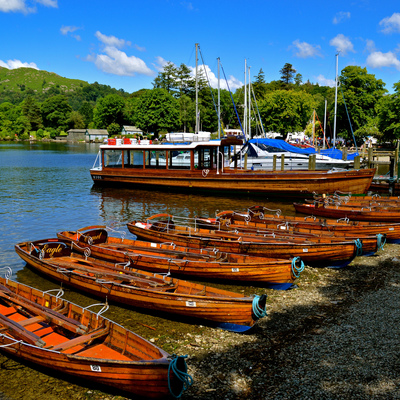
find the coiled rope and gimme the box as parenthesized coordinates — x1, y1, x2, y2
(252, 295, 267, 320)
(354, 239, 363, 257)
(376, 234, 386, 251)
(291, 257, 305, 278)
(168, 354, 193, 398)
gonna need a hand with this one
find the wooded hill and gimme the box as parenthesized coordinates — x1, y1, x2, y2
(0, 67, 87, 94)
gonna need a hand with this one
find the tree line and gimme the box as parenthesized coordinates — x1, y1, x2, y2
(0, 61, 399, 145)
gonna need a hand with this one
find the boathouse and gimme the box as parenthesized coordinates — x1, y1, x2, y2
(85, 129, 109, 143)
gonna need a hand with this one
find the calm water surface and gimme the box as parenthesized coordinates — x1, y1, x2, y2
(0, 141, 296, 399)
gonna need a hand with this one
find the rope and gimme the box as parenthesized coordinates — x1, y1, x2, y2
(376, 234, 386, 251)
(354, 239, 363, 257)
(252, 295, 267, 320)
(291, 257, 305, 278)
(168, 354, 193, 398)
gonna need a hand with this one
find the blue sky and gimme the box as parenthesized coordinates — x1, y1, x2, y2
(1, 0, 400, 94)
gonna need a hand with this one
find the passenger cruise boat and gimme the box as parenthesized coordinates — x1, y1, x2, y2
(90, 136, 374, 197)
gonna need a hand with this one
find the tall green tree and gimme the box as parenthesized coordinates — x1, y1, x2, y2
(152, 62, 178, 95)
(21, 96, 43, 131)
(378, 82, 400, 143)
(93, 94, 125, 129)
(258, 90, 316, 137)
(336, 66, 387, 139)
(253, 68, 267, 100)
(41, 95, 72, 130)
(134, 88, 179, 135)
(280, 63, 296, 87)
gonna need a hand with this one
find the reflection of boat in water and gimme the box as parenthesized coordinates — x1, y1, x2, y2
(230, 139, 356, 170)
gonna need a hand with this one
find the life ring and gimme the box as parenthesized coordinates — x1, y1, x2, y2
(202, 169, 209, 177)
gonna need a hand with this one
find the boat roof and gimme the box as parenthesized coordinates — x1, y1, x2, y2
(100, 137, 243, 151)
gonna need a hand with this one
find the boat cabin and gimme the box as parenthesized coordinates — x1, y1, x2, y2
(94, 137, 243, 172)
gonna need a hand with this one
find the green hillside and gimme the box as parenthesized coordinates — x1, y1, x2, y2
(0, 67, 88, 93)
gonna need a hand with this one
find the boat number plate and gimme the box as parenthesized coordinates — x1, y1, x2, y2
(303, 248, 308, 252)
(389, 228, 394, 231)
(232, 268, 239, 272)
(186, 301, 197, 307)
(151, 243, 157, 247)
(90, 365, 102, 372)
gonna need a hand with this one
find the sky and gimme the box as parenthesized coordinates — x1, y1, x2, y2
(1, 0, 400, 95)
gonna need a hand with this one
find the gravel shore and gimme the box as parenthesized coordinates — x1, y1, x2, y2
(178, 243, 400, 400)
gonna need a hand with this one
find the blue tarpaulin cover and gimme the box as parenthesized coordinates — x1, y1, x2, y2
(248, 138, 359, 160)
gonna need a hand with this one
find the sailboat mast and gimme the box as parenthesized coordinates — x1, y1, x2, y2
(244, 59, 247, 140)
(248, 65, 251, 139)
(333, 52, 339, 148)
(323, 98, 327, 149)
(217, 57, 221, 139)
(195, 43, 199, 134)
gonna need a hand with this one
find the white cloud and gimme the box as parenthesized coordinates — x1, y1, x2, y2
(315, 74, 335, 87)
(95, 31, 130, 49)
(153, 56, 169, 71)
(190, 65, 243, 90)
(364, 39, 376, 53)
(94, 46, 153, 77)
(366, 51, 400, 70)
(329, 34, 355, 55)
(0, 0, 57, 13)
(60, 25, 81, 41)
(333, 11, 350, 25)
(379, 13, 400, 34)
(0, 59, 39, 69)
(292, 40, 322, 58)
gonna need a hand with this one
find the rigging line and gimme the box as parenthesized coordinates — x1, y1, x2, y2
(339, 84, 358, 151)
(220, 63, 245, 139)
(198, 48, 218, 119)
(251, 87, 265, 136)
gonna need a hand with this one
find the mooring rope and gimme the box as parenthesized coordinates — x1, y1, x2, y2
(291, 257, 305, 278)
(168, 354, 193, 398)
(376, 234, 386, 251)
(252, 295, 267, 320)
(354, 239, 363, 257)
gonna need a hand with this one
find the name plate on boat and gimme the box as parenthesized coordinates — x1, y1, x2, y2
(303, 248, 309, 252)
(90, 365, 102, 372)
(232, 268, 239, 272)
(151, 243, 157, 247)
(389, 228, 394, 230)
(186, 301, 197, 307)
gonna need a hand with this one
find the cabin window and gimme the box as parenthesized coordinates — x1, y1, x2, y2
(147, 150, 167, 169)
(168, 151, 191, 169)
(124, 150, 145, 168)
(104, 150, 123, 168)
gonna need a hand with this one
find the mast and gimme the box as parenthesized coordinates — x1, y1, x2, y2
(195, 43, 199, 134)
(248, 65, 251, 139)
(312, 109, 315, 147)
(217, 57, 221, 139)
(323, 98, 327, 149)
(244, 59, 247, 140)
(333, 52, 339, 148)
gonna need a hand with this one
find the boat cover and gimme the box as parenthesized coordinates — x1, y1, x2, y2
(248, 138, 359, 160)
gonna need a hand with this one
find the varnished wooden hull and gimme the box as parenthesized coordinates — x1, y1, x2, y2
(15, 240, 266, 331)
(91, 167, 375, 197)
(56, 227, 301, 290)
(0, 276, 187, 398)
(127, 222, 360, 268)
(293, 202, 400, 222)
(216, 209, 400, 243)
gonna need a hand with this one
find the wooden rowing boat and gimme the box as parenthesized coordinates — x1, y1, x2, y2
(194, 216, 383, 256)
(56, 226, 304, 290)
(90, 138, 375, 197)
(14, 239, 267, 332)
(0, 269, 191, 398)
(293, 202, 400, 222)
(214, 206, 400, 243)
(127, 216, 362, 268)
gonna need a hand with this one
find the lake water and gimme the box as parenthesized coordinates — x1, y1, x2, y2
(0, 141, 295, 399)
